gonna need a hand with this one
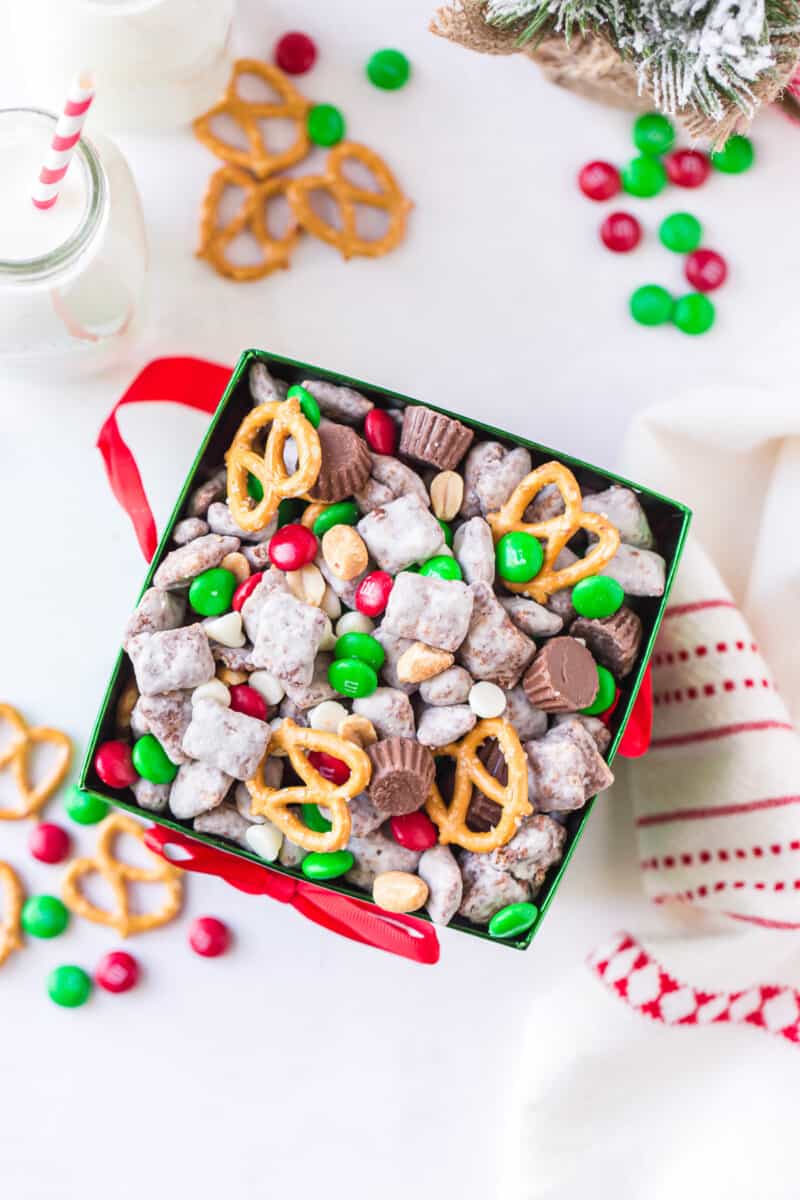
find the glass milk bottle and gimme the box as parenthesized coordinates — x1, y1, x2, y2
(0, 108, 148, 373)
(10, 0, 234, 131)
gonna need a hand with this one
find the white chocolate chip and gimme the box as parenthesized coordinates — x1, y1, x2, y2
(267, 717, 288, 754)
(321, 585, 342, 620)
(308, 700, 349, 733)
(204, 611, 246, 648)
(192, 679, 232, 707)
(429, 470, 464, 521)
(245, 821, 283, 862)
(286, 562, 326, 607)
(468, 680, 507, 719)
(319, 615, 337, 653)
(336, 611, 374, 637)
(249, 670, 285, 706)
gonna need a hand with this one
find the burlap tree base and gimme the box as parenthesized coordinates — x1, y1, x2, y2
(431, 0, 800, 144)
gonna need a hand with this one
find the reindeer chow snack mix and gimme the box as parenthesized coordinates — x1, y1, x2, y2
(90, 357, 672, 940)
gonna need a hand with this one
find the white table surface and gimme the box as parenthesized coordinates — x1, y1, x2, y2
(2, 3, 800, 1197)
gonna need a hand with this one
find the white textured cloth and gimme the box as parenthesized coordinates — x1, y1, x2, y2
(513, 390, 800, 1200)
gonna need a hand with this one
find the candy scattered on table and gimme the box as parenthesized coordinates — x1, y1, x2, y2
(22, 895, 69, 939)
(95, 950, 139, 994)
(659, 212, 702, 253)
(274, 30, 317, 75)
(307, 102, 346, 147)
(48, 964, 92, 1008)
(711, 134, 754, 174)
(621, 155, 666, 198)
(29, 822, 71, 865)
(189, 916, 230, 957)
(600, 211, 641, 253)
(685, 248, 727, 292)
(630, 284, 674, 326)
(366, 48, 411, 90)
(64, 784, 110, 825)
(578, 160, 620, 201)
(632, 112, 674, 156)
(673, 291, 716, 335)
(665, 148, 710, 188)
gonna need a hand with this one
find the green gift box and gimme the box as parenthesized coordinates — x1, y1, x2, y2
(78, 349, 691, 952)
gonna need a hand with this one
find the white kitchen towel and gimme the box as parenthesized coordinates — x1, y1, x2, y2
(512, 388, 800, 1200)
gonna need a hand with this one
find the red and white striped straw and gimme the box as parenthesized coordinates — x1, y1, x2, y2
(32, 72, 96, 211)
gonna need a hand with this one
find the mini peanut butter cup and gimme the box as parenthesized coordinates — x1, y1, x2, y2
(367, 737, 435, 816)
(399, 405, 474, 471)
(522, 637, 599, 713)
(570, 607, 643, 679)
(310, 420, 372, 502)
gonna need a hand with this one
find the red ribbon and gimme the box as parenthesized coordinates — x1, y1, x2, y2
(144, 825, 440, 964)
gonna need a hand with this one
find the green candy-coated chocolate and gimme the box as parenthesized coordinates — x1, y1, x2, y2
(278, 498, 305, 527)
(328, 657, 378, 699)
(673, 292, 715, 335)
(189, 567, 237, 616)
(302, 803, 332, 833)
(632, 112, 675, 156)
(22, 895, 69, 939)
(437, 519, 453, 548)
(307, 103, 345, 147)
(622, 155, 666, 198)
(286, 384, 321, 428)
(711, 134, 754, 174)
(366, 48, 411, 90)
(630, 284, 673, 326)
(418, 554, 463, 582)
(301, 850, 354, 881)
(64, 784, 109, 826)
(495, 531, 544, 583)
(572, 575, 625, 619)
(488, 901, 539, 940)
(334, 632, 385, 671)
(132, 734, 178, 784)
(581, 665, 617, 716)
(48, 964, 92, 1008)
(659, 212, 702, 253)
(312, 500, 360, 537)
(247, 474, 264, 502)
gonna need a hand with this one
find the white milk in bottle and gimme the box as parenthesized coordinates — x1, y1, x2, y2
(10, 0, 234, 132)
(0, 108, 148, 372)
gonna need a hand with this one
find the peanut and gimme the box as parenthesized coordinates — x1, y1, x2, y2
(301, 502, 330, 530)
(337, 714, 378, 750)
(220, 551, 251, 585)
(373, 871, 429, 914)
(286, 562, 326, 607)
(429, 471, 464, 521)
(321, 525, 369, 582)
(115, 679, 139, 733)
(396, 641, 454, 684)
(217, 667, 249, 686)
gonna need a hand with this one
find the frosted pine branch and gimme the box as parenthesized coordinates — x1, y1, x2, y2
(484, 0, 800, 118)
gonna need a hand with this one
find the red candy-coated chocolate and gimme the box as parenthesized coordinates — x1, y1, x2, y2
(390, 811, 437, 851)
(229, 684, 269, 722)
(268, 524, 317, 572)
(232, 571, 264, 612)
(94, 740, 138, 789)
(307, 750, 350, 786)
(364, 408, 398, 455)
(274, 30, 317, 75)
(355, 570, 393, 617)
(685, 248, 728, 292)
(578, 161, 620, 201)
(665, 149, 711, 189)
(29, 822, 71, 864)
(95, 950, 139, 993)
(189, 916, 230, 957)
(600, 211, 642, 253)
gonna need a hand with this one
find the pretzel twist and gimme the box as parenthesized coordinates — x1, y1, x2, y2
(193, 59, 311, 178)
(0, 863, 24, 966)
(287, 142, 412, 260)
(486, 462, 620, 603)
(425, 718, 532, 854)
(62, 813, 183, 937)
(197, 166, 301, 281)
(246, 719, 372, 853)
(0, 702, 72, 820)
(226, 397, 322, 532)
